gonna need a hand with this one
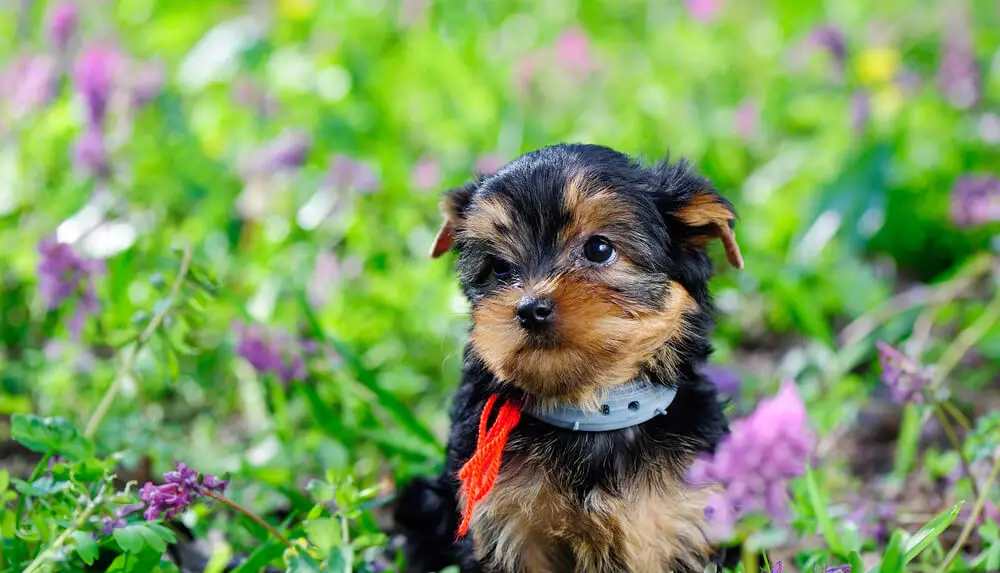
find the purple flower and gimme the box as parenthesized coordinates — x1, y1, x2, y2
(36, 238, 102, 313)
(701, 364, 740, 396)
(99, 502, 144, 535)
(769, 563, 783, 573)
(685, 0, 721, 22)
(234, 322, 308, 384)
(687, 381, 813, 541)
(1, 55, 58, 115)
(72, 43, 126, 127)
(938, 18, 980, 109)
(412, 155, 442, 191)
(46, 2, 79, 51)
(325, 154, 380, 193)
(140, 462, 227, 521)
(825, 567, 852, 573)
(809, 25, 847, 74)
(256, 130, 312, 172)
(554, 28, 593, 74)
(849, 501, 895, 545)
(72, 127, 109, 177)
(876, 341, 931, 404)
(950, 175, 1000, 228)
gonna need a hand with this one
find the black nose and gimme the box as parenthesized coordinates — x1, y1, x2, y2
(516, 296, 554, 330)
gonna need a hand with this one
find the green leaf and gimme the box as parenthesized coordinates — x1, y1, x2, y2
(231, 541, 285, 573)
(147, 522, 178, 545)
(286, 552, 323, 573)
(902, 501, 963, 564)
(848, 550, 865, 573)
(10, 414, 95, 461)
(203, 543, 234, 573)
(892, 404, 922, 481)
(804, 465, 844, 556)
(13, 476, 72, 497)
(106, 548, 164, 572)
(324, 545, 353, 573)
(114, 523, 168, 554)
(304, 518, 342, 556)
(0, 469, 9, 491)
(306, 479, 336, 503)
(875, 530, 905, 573)
(71, 530, 100, 565)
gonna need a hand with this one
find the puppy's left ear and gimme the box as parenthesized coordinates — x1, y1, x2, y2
(429, 181, 478, 259)
(653, 160, 744, 270)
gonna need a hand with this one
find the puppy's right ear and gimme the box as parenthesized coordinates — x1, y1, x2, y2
(429, 181, 478, 259)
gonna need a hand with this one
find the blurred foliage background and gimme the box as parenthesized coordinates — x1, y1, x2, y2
(2, 0, 1000, 570)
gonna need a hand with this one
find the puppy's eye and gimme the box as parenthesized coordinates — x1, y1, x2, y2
(488, 256, 513, 278)
(583, 236, 615, 264)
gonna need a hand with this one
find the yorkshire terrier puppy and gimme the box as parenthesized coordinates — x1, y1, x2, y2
(394, 143, 743, 573)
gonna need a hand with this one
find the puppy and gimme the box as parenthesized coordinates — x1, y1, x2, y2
(394, 143, 742, 573)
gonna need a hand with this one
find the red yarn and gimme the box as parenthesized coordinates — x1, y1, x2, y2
(456, 394, 522, 538)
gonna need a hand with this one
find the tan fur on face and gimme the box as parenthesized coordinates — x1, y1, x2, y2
(460, 196, 519, 262)
(470, 278, 696, 407)
(558, 177, 634, 249)
(466, 454, 715, 572)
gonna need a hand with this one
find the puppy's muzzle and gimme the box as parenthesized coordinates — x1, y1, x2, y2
(515, 295, 554, 331)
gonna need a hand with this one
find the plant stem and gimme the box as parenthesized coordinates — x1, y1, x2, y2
(14, 452, 52, 530)
(941, 400, 972, 431)
(205, 491, 293, 549)
(935, 404, 980, 500)
(84, 247, 193, 439)
(23, 484, 106, 573)
(741, 543, 758, 573)
(927, 288, 1000, 395)
(839, 254, 993, 348)
(938, 453, 1000, 572)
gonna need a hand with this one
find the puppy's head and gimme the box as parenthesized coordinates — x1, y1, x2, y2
(431, 144, 742, 406)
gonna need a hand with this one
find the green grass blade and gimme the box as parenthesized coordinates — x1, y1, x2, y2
(804, 465, 844, 556)
(902, 501, 964, 565)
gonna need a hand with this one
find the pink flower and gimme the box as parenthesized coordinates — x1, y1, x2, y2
(685, 0, 721, 22)
(474, 154, 505, 176)
(876, 341, 931, 404)
(1, 55, 58, 115)
(950, 175, 1000, 227)
(72, 128, 109, 178)
(325, 154, 380, 193)
(514, 55, 539, 96)
(554, 28, 593, 73)
(734, 99, 758, 141)
(412, 155, 442, 191)
(938, 16, 980, 110)
(73, 43, 126, 127)
(687, 381, 814, 541)
(129, 60, 165, 109)
(46, 2, 79, 51)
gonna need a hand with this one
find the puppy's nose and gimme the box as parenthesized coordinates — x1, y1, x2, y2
(516, 295, 554, 330)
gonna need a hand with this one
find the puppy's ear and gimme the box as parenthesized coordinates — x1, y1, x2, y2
(429, 181, 478, 259)
(653, 159, 744, 270)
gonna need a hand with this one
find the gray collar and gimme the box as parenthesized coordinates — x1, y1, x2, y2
(524, 376, 678, 432)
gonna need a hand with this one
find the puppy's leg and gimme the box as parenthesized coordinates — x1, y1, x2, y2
(395, 366, 488, 573)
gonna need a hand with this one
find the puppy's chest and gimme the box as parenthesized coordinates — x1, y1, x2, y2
(468, 455, 713, 573)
